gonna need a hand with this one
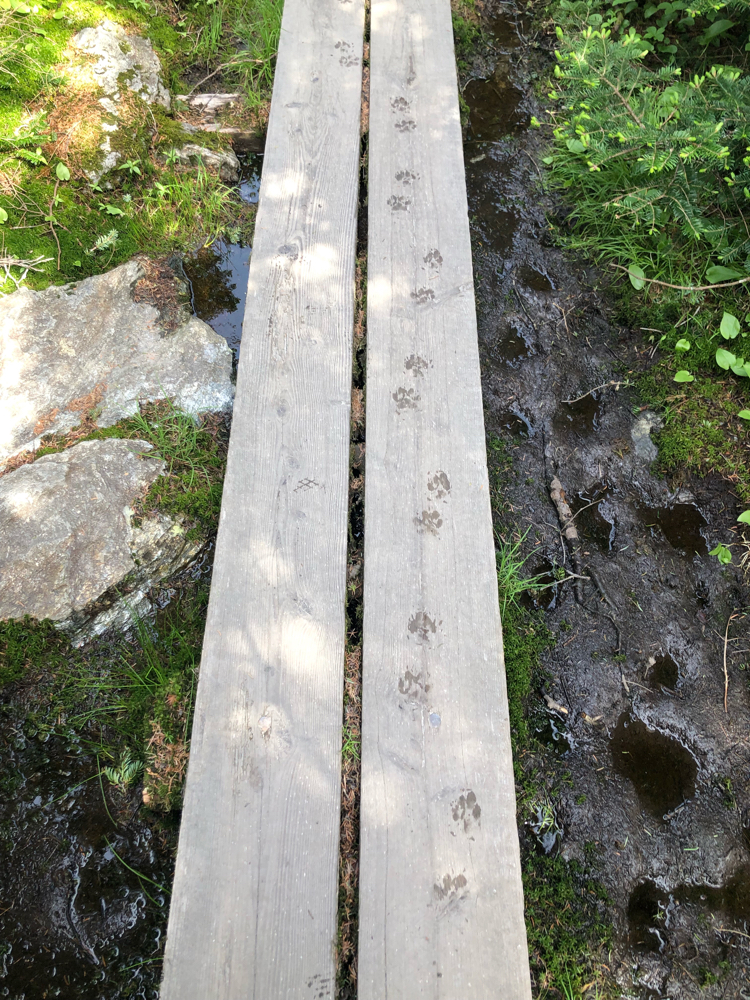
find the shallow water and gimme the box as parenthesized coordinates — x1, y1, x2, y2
(182, 155, 262, 359)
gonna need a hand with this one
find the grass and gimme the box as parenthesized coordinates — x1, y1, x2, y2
(0, 0, 280, 293)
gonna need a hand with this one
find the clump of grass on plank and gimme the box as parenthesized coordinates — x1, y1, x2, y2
(534, 0, 750, 559)
(0, 0, 282, 292)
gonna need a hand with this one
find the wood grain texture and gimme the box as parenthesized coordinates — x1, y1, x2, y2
(160, 1, 364, 996)
(358, 1, 532, 996)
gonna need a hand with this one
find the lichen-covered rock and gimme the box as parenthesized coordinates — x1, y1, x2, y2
(157, 143, 241, 183)
(0, 258, 234, 464)
(0, 439, 202, 638)
(72, 20, 170, 109)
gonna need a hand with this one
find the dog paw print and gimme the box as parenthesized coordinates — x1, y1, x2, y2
(394, 119, 417, 132)
(335, 40, 359, 66)
(395, 169, 419, 185)
(408, 610, 440, 645)
(424, 248, 443, 271)
(391, 96, 411, 112)
(427, 470, 451, 500)
(404, 354, 431, 377)
(414, 509, 443, 536)
(410, 287, 435, 305)
(392, 386, 420, 411)
(398, 668, 430, 701)
(433, 872, 468, 901)
(387, 194, 411, 212)
(451, 790, 481, 834)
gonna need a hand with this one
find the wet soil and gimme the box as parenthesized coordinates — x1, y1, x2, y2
(0, 724, 172, 998)
(468, 4, 750, 996)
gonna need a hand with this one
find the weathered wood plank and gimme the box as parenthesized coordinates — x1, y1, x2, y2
(160, 1, 364, 996)
(358, 1, 532, 996)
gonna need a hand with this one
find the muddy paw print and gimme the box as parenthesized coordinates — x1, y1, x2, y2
(391, 96, 411, 112)
(392, 386, 420, 411)
(424, 248, 443, 272)
(427, 470, 451, 500)
(387, 194, 411, 212)
(433, 872, 468, 901)
(408, 610, 440, 645)
(410, 287, 435, 305)
(414, 509, 443, 536)
(395, 169, 419, 185)
(335, 40, 359, 66)
(398, 668, 430, 701)
(451, 790, 481, 834)
(395, 119, 417, 132)
(404, 354, 431, 377)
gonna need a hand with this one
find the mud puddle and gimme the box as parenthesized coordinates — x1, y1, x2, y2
(0, 728, 172, 998)
(182, 154, 262, 359)
(469, 4, 750, 996)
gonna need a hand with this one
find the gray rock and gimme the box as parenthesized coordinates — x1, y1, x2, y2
(0, 259, 234, 464)
(72, 20, 170, 109)
(631, 410, 664, 463)
(0, 439, 202, 637)
(157, 143, 241, 183)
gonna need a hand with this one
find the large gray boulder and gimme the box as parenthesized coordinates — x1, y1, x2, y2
(0, 259, 234, 464)
(0, 439, 202, 639)
(72, 20, 170, 109)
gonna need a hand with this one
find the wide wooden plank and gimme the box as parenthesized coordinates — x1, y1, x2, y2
(160, 1, 364, 997)
(358, 1, 532, 996)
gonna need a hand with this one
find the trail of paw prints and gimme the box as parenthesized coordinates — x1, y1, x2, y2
(335, 40, 359, 66)
(451, 790, 482, 837)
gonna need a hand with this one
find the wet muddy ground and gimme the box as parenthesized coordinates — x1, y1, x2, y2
(468, 4, 750, 996)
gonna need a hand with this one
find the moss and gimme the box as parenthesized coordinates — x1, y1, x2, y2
(0, 617, 72, 689)
(523, 853, 612, 997)
(503, 603, 553, 746)
(638, 364, 750, 501)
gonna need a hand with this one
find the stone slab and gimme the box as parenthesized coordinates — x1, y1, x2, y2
(0, 439, 201, 629)
(0, 259, 234, 464)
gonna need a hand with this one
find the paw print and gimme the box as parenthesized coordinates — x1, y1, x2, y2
(427, 470, 451, 500)
(451, 790, 482, 833)
(404, 354, 431, 377)
(424, 248, 443, 271)
(387, 194, 411, 211)
(391, 96, 411, 112)
(407, 610, 439, 645)
(398, 668, 430, 702)
(335, 40, 359, 66)
(410, 287, 435, 304)
(394, 119, 417, 132)
(395, 169, 419, 184)
(392, 386, 420, 411)
(414, 509, 443, 536)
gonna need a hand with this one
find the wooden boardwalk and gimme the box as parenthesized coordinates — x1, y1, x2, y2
(162, 0, 531, 996)
(358, 0, 532, 997)
(160, 0, 364, 996)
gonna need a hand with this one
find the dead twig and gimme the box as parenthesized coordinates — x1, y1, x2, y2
(563, 380, 626, 405)
(723, 613, 739, 714)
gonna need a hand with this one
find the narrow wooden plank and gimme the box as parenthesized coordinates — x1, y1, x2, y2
(358, 1, 532, 997)
(160, 1, 364, 996)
